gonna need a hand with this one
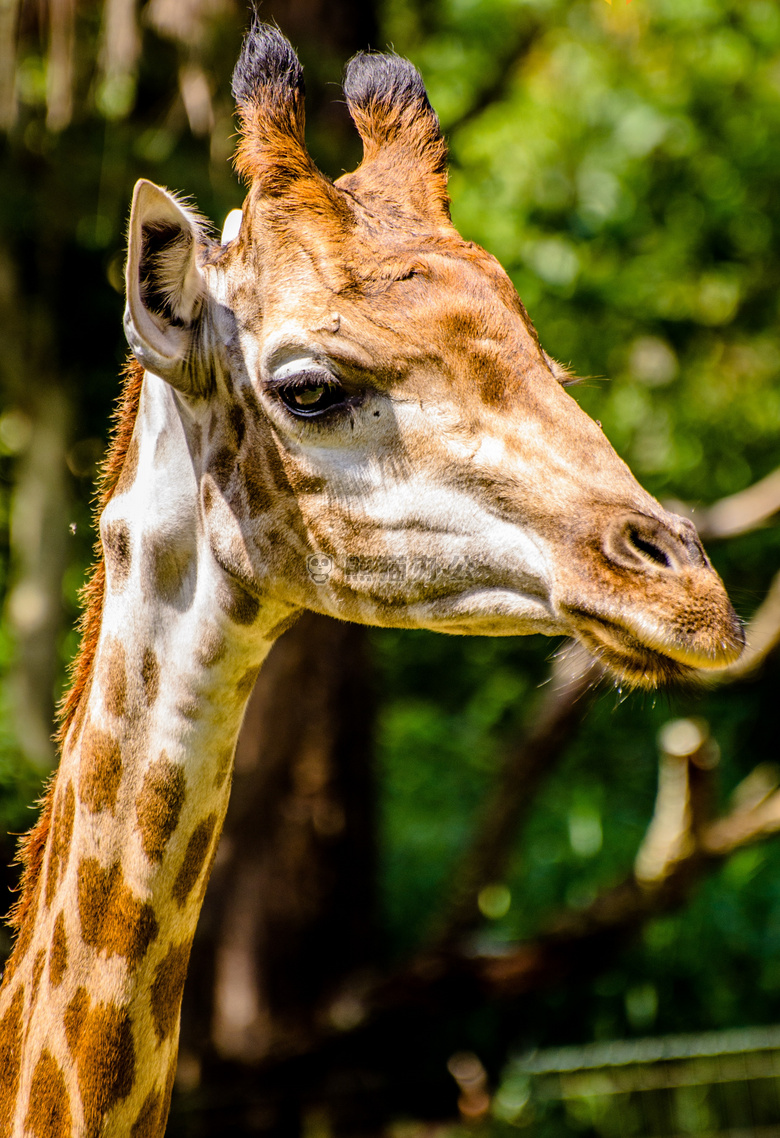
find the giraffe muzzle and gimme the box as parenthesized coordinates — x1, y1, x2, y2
(553, 511, 744, 686)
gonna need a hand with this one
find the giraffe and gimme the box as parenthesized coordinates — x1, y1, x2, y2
(0, 20, 743, 1138)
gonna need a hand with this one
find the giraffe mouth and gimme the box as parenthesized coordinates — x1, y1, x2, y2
(571, 620, 694, 690)
(565, 604, 744, 689)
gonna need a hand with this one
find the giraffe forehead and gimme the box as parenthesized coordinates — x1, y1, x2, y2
(222, 211, 532, 359)
(215, 214, 548, 417)
(242, 292, 539, 411)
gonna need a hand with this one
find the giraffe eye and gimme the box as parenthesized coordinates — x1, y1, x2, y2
(278, 376, 347, 417)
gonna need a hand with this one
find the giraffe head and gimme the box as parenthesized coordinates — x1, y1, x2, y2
(123, 22, 742, 688)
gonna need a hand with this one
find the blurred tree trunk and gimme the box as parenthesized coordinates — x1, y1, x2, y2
(5, 389, 71, 767)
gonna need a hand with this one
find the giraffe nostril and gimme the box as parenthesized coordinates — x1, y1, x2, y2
(626, 526, 672, 569)
(604, 513, 687, 573)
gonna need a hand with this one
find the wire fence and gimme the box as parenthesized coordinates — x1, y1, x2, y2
(501, 1025, 780, 1136)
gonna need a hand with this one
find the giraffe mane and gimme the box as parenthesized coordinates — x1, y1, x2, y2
(6, 357, 144, 935)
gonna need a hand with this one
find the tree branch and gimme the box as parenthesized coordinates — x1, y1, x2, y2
(472, 758, 780, 1001)
(443, 20, 543, 136)
(328, 720, 780, 1027)
(686, 466, 780, 541)
(703, 567, 780, 683)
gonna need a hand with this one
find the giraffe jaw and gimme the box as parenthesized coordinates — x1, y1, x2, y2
(409, 586, 566, 638)
(563, 607, 745, 690)
(407, 588, 741, 690)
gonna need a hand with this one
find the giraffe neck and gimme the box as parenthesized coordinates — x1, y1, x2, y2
(0, 373, 297, 1137)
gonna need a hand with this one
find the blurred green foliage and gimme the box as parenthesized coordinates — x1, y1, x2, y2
(1, 0, 779, 1132)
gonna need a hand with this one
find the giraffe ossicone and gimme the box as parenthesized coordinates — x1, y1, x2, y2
(0, 18, 742, 1137)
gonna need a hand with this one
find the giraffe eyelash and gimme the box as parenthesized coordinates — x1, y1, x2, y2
(264, 366, 336, 391)
(272, 372, 350, 418)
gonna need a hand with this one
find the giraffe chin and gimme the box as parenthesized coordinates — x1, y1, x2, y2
(573, 625, 695, 690)
(571, 614, 743, 690)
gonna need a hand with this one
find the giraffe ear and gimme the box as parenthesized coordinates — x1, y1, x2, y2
(124, 179, 209, 395)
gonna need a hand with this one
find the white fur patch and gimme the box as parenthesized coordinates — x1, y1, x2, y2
(221, 209, 243, 245)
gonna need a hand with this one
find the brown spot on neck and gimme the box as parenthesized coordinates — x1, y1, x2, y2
(217, 576, 260, 625)
(24, 1049, 71, 1138)
(202, 479, 214, 513)
(130, 1089, 164, 1138)
(197, 628, 226, 667)
(172, 814, 218, 907)
(64, 987, 89, 1054)
(142, 531, 196, 609)
(78, 724, 123, 814)
(161, 1059, 177, 1134)
(236, 665, 260, 698)
(141, 647, 160, 706)
(77, 858, 158, 968)
(65, 989, 135, 1132)
(135, 755, 186, 863)
(103, 639, 128, 719)
(195, 840, 220, 906)
(0, 987, 24, 1137)
(50, 912, 68, 987)
(45, 779, 75, 907)
(103, 520, 132, 592)
(30, 948, 46, 1009)
(267, 611, 301, 640)
(213, 745, 235, 790)
(150, 940, 193, 1043)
